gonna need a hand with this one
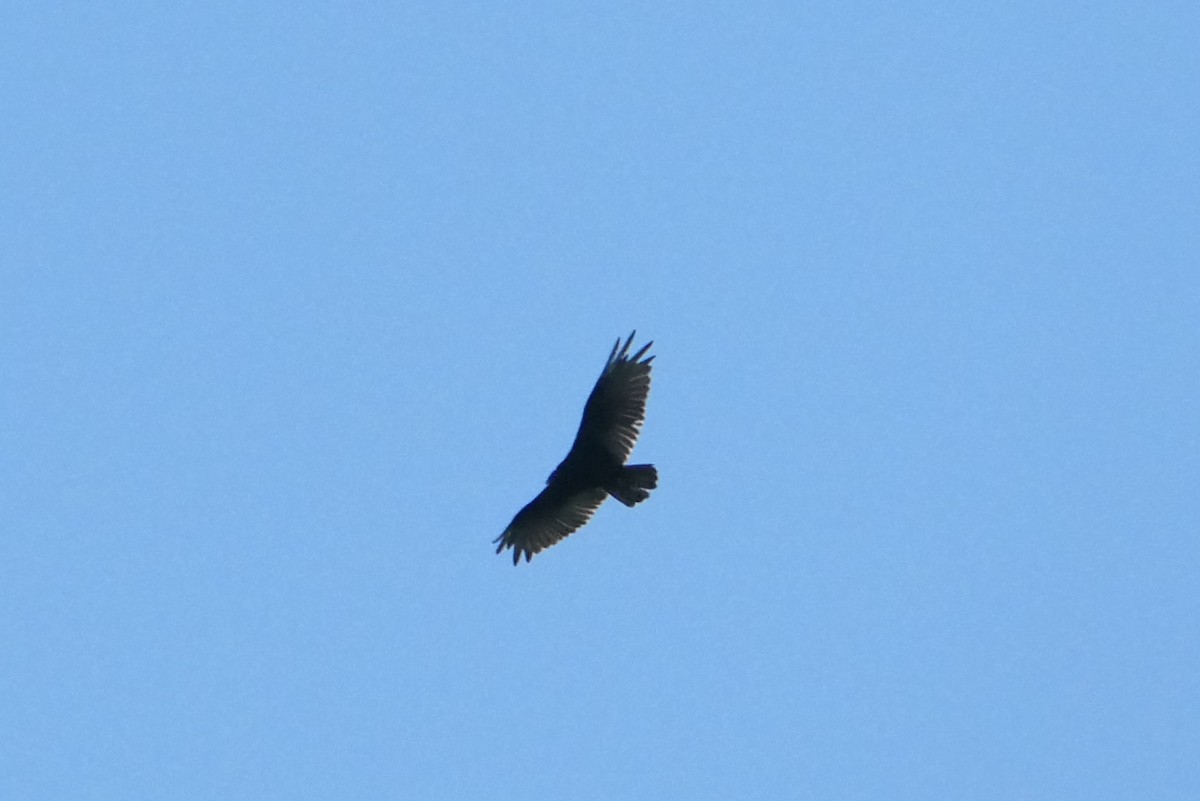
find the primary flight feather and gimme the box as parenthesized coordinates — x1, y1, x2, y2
(494, 331, 658, 564)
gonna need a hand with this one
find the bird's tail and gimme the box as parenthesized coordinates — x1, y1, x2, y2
(607, 464, 658, 507)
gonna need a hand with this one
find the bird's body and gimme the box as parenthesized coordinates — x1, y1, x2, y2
(494, 332, 657, 564)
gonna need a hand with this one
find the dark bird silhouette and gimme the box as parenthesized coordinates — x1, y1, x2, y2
(494, 332, 658, 564)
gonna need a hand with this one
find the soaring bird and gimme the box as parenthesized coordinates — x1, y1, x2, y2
(494, 332, 658, 564)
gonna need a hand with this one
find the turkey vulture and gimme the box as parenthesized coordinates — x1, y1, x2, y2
(494, 332, 658, 564)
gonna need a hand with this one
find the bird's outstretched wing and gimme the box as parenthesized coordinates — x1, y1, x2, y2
(572, 331, 654, 462)
(493, 485, 608, 564)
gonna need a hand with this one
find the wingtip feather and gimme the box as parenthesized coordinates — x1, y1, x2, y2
(621, 331, 636, 359)
(630, 341, 653, 363)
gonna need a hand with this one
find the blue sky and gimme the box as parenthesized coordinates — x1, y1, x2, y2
(3, 2, 1197, 799)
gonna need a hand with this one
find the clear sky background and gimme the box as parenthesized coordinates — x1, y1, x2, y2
(3, 3, 1197, 799)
